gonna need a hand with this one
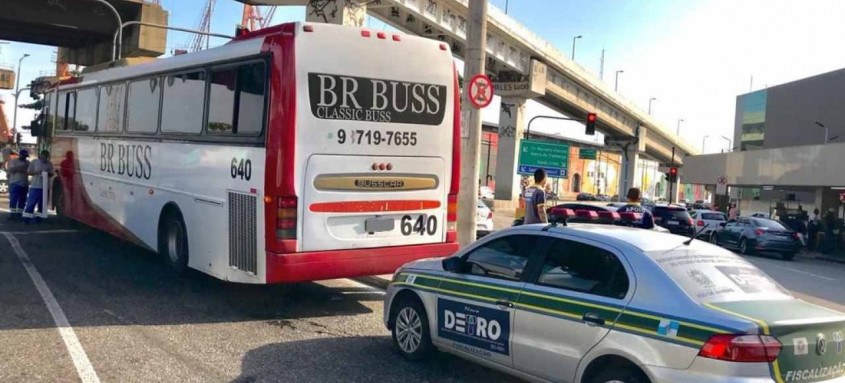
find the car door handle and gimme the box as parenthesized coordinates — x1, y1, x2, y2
(583, 312, 605, 327)
(496, 299, 514, 308)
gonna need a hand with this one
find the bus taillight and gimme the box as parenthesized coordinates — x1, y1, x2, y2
(276, 197, 298, 239)
(446, 193, 458, 242)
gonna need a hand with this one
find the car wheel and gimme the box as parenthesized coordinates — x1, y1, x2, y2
(391, 297, 433, 361)
(781, 252, 796, 261)
(591, 367, 649, 383)
(710, 233, 719, 245)
(159, 210, 189, 274)
(739, 238, 751, 255)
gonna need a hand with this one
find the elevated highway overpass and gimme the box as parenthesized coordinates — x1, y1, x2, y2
(241, 0, 696, 202)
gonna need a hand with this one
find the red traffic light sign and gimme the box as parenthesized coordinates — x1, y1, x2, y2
(468, 74, 494, 109)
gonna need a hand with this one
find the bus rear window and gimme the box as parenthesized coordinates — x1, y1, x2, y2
(649, 249, 790, 303)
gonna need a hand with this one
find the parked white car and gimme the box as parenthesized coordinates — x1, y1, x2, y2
(0, 169, 8, 194)
(479, 186, 495, 200)
(476, 199, 494, 233)
(689, 209, 727, 237)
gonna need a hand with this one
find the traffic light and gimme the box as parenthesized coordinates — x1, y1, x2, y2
(669, 167, 678, 182)
(585, 113, 597, 135)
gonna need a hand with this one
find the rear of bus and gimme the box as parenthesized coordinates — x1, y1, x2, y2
(265, 23, 460, 283)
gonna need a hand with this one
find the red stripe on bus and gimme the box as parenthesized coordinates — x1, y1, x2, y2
(308, 200, 441, 213)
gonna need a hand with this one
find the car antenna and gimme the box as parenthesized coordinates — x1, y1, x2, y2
(683, 223, 709, 246)
(542, 217, 566, 231)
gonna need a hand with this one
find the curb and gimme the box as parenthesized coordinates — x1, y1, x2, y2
(814, 254, 845, 265)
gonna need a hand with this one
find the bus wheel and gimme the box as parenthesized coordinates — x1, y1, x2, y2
(160, 211, 189, 274)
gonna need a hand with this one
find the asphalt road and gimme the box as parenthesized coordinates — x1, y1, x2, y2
(1, 209, 844, 383)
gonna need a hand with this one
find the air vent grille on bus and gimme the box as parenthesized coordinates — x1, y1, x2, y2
(228, 192, 258, 275)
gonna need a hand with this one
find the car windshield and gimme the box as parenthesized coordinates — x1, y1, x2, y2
(649, 248, 791, 303)
(753, 219, 788, 230)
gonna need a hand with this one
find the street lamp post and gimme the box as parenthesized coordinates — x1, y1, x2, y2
(702, 135, 710, 153)
(12, 53, 30, 146)
(676, 118, 684, 137)
(614, 70, 624, 92)
(720, 135, 732, 153)
(571, 35, 582, 62)
(648, 97, 656, 114)
(815, 121, 829, 144)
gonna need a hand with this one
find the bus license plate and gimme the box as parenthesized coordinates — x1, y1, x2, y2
(365, 217, 395, 233)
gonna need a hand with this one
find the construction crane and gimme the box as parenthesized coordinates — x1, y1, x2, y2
(189, 0, 216, 52)
(242, 4, 278, 31)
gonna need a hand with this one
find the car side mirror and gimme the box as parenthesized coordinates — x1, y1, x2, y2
(719, 222, 726, 227)
(442, 257, 467, 273)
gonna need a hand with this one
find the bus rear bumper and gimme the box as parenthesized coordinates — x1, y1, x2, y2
(265, 242, 459, 283)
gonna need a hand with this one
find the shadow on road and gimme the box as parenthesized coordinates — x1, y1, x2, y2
(232, 336, 519, 383)
(1, 217, 380, 330)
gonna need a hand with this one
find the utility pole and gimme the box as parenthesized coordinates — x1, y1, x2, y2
(457, 0, 488, 247)
(669, 146, 676, 203)
(599, 48, 605, 80)
(749, 75, 753, 92)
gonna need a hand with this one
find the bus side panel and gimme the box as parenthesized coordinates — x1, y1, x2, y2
(53, 136, 268, 284)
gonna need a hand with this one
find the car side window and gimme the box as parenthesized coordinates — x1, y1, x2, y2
(536, 239, 629, 299)
(464, 235, 536, 282)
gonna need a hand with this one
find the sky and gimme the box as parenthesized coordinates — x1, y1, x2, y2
(3, 0, 845, 152)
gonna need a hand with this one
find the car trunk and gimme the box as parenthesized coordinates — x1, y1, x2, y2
(709, 300, 845, 382)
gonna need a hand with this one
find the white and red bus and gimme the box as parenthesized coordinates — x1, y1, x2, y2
(42, 23, 460, 283)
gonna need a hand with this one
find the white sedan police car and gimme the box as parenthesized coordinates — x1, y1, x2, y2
(384, 222, 845, 383)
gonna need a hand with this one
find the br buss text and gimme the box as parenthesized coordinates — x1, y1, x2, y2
(309, 73, 447, 126)
(99, 143, 153, 180)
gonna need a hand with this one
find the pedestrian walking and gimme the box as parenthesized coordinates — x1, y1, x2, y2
(616, 187, 655, 229)
(808, 208, 820, 250)
(728, 203, 739, 220)
(5, 149, 30, 221)
(22, 150, 54, 224)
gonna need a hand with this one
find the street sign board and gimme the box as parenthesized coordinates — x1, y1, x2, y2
(716, 176, 728, 195)
(579, 148, 597, 160)
(468, 74, 494, 109)
(518, 139, 570, 178)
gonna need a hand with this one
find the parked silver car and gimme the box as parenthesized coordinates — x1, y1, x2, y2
(384, 223, 845, 383)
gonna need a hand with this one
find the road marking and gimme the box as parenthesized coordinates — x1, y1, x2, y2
(2, 232, 101, 383)
(754, 259, 838, 282)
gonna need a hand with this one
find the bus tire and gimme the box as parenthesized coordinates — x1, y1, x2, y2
(159, 209, 189, 275)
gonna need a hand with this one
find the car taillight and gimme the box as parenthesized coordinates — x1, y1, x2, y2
(276, 197, 297, 239)
(792, 232, 799, 239)
(697, 220, 705, 226)
(754, 228, 765, 236)
(688, 218, 694, 226)
(487, 210, 493, 219)
(699, 334, 781, 363)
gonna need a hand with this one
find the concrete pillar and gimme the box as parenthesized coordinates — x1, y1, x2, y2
(616, 126, 646, 201)
(493, 98, 526, 208)
(306, 0, 366, 27)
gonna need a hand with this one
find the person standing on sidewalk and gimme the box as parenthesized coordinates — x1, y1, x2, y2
(22, 150, 54, 224)
(5, 149, 30, 221)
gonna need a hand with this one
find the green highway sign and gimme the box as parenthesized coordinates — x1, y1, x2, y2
(579, 148, 597, 160)
(517, 139, 570, 178)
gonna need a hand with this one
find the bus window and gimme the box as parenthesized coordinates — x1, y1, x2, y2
(162, 71, 205, 134)
(98, 83, 126, 133)
(208, 68, 235, 133)
(208, 62, 266, 135)
(126, 78, 161, 134)
(75, 88, 98, 132)
(57, 91, 75, 131)
(235, 62, 266, 135)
